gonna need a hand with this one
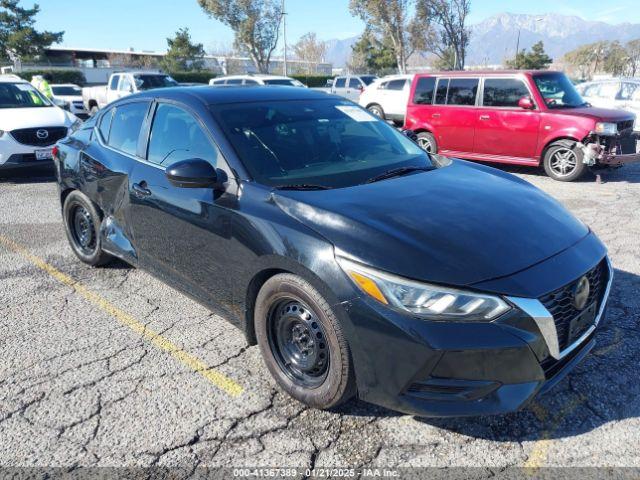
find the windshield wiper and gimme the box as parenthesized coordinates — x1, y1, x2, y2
(273, 184, 333, 191)
(364, 165, 435, 184)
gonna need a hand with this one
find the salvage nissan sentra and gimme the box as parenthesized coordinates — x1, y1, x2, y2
(54, 87, 612, 417)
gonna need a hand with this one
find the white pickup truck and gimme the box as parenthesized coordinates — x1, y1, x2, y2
(82, 71, 178, 114)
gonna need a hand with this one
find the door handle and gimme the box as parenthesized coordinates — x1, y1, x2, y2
(132, 182, 151, 198)
(479, 115, 490, 120)
(432, 113, 441, 118)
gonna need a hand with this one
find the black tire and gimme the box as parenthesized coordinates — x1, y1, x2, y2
(543, 140, 586, 182)
(63, 191, 113, 267)
(367, 104, 385, 119)
(417, 132, 438, 154)
(254, 274, 356, 409)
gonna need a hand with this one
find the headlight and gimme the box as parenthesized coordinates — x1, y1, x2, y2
(594, 122, 618, 136)
(337, 257, 510, 321)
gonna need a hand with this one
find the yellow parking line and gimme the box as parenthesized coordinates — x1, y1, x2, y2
(0, 235, 244, 398)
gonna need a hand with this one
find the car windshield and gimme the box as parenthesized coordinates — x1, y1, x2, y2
(134, 75, 178, 91)
(0, 82, 52, 108)
(211, 98, 432, 189)
(263, 79, 302, 87)
(533, 73, 587, 108)
(360, 76, 377, 86)
(52, 86, 82, 96)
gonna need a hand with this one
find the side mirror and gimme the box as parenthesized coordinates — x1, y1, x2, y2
(518, 96, 535, 110)
(166, 158, 226, 189)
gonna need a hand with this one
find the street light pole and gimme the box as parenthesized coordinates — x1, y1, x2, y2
(282, 0, 287, 76)
(515, 29, 521, 69)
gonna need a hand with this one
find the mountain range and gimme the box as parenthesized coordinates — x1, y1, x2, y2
(324, 12, 640, 67)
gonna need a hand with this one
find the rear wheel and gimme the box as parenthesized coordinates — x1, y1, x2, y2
(63, 191, 113, 266)
(367, 104, 385, 119)
(254, 274, 356, 409)
(417, 132, 438, 154)
(543, 140, 586, 182)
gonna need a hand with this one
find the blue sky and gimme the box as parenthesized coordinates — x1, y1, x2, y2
(32, 0, 639, 53)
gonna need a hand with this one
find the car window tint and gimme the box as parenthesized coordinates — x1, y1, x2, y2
(413, 77, 436, 105)
(212, 79, 226, 85)
(98, 108, 114, 141)
(335, 78, 346, 88)
(109, 75, 120, 90)
(378, 81, 388, 90)
(107, 102, 148, 156)
(244, 79, 259, 85)
(348, 78, 362, 89)
(227, 79, 243, 85)
(447, 78, 479, 105)
(618, 83, 638, 100)
(483, 78, 529, 107)
(387, 79, 407, 91)
(147, 104, 219, 167)
(435, 78, 449, 105)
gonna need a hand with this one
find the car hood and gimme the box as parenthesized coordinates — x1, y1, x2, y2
(0, 106, 74, 131)
(273, 160, 589, 287)
(550, 106, 635, 122)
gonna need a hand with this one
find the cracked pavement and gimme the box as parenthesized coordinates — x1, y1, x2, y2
(0, 163, 639, 472)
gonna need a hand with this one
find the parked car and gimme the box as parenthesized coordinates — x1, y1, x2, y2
(0, 74, 79, 173)
(405, 70, 638, 181)
(82, 72, 178, 114)
(330, 75, 378, 101)
(359, 74, 414, 123)
(575, 78, 640, 131)
(209, 75, 306, 87)
(51, 83, 89, 119)
(55, 86, 612, 417)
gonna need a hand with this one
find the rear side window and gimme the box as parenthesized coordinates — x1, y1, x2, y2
(98, 109, 113, 141)
(109, 75, 120, 90)
(107, 102, 149, 156)
(483, 78, 529, 107)
(435, 78, 449, 104)
(413, 77, 436, 105)
(348, 78, 361, 89)
(387, 79, 407, 91)
(335, 78, 346, 88)
(244, 79, 259, 85)
(227, 79, 243, 85)
(147, 104, 219, 166)
(447, 78, 479, 106)
(212, 79, 226, 85)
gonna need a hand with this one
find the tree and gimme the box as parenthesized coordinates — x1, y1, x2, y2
(425, 0, 471, 70)
(348, 29, 397, 74)
(505, 41, 552, 70)
(603, 41, 628, 77)
(293, 32, 327, 74)
(161, 27, 206, 72)
(198, 0, 282, 74)
(431, 45, 456, 70)
(0, 0, 63, 62)
(563, 41, 609, 79)
(627, 39, 640, 77)
(348, 0, 435, 74)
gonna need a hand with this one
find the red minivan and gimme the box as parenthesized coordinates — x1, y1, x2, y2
(404, 70, 638, 181)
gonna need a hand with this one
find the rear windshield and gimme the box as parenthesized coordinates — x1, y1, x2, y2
(0, 83, 52, 108)
(263, 79, 302, 87)
(52, 86, 82, 96)
(360, 76, 377, 86)
(210, 98, 431, 189)
(133, 75, 178, 91)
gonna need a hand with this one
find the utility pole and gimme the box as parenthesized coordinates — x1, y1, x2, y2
(282, 0, 288, 76)
(515, 29, 521, 69)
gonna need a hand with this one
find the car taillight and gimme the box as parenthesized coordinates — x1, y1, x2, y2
(52, 146, 59, 159)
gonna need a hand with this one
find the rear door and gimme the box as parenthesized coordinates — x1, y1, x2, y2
(383, 78, 410, 119)
(105, 75, 120, 105)
(126, 101, 236, 311)
(473, 77, 540, 160)
(430, 76, 479, 154)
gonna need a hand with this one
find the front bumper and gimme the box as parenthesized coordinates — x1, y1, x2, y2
(0, 133, 57, 171)
(583, 131, 640, 167)
(342, 253, 612, 418)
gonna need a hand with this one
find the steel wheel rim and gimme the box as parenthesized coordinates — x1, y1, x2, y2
(418, 136, 433, 153)
(267, 299, 329, 388)
(550, 148, 578, 177)
(70, 205, 96, 255)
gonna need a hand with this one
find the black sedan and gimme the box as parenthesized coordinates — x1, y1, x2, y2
(54, 86, 612, 417)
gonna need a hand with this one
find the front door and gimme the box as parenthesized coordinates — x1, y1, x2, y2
(473, 77, 540, 160)
(126, 102, 237, 315)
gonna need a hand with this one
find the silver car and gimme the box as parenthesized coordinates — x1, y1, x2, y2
(331, 75, 378, 101)
(576, 78, 640, 131)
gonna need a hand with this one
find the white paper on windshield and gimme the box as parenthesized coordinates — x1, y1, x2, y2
(335, 105, 377, 122)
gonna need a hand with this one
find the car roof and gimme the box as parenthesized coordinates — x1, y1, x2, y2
(128, 85, 335, 106)
(375, 74, 414, 82)
(415, 70, 557, 77)
(0, 74, 27, 83)
(215, 74, 296, 81)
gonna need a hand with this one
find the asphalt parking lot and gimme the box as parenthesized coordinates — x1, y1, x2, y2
(0, 163, 639, 474)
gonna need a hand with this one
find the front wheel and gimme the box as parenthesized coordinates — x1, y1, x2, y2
(63, 191, 113, 266)
(543, 140, 586, 182)
(416, 132, 438, 154)
(254, 274, 356, 409)
(367, 104, 385, 119)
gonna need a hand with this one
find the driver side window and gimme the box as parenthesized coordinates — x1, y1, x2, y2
(147, 103, 219, 167)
